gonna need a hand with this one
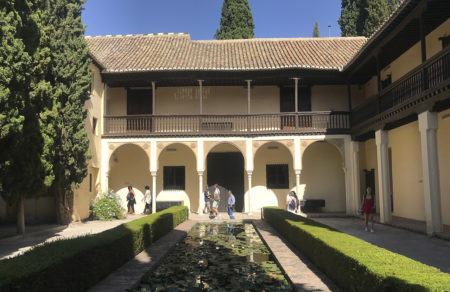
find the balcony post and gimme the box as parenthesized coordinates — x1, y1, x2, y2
(293, 78, 299, 129)
(246, 80, 252, 132)
(198, 80, 204, 132)
(152, 82, 156, 132)
(418, 111, 442, 235)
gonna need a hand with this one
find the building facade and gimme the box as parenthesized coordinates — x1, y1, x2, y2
(1, 0, 448, 236)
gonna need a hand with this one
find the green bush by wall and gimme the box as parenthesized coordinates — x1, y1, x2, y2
(0, 206, 188, 292)
(263, 207, 450, 292)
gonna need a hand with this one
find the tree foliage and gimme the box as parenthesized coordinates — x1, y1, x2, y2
(215, 0, 255, 40)
(339, 0, 402, 37)
(313, 21, 320, 37)
(0, 0, 91, 228)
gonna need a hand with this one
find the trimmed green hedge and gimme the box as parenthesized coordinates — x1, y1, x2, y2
(0, 206, 188, 292)
(263, 207, 450, 291)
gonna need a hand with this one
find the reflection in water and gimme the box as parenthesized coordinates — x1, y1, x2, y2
(137, 223, 291, 291)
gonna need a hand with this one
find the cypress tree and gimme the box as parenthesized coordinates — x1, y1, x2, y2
(363, 0, 390, 36)
(215, 0, 255, 40)
(0, 0, 53, 234)
(45, 0, 91, 224)
(338, 0, 368, 36)
(313, 21, 320, 37)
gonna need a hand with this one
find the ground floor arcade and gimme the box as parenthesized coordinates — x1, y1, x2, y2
(91, 135, 357, 218)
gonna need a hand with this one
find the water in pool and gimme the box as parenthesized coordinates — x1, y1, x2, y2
(136, 223, 292, 291)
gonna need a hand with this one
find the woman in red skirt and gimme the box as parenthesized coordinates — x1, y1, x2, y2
(362, 187, 375, 232)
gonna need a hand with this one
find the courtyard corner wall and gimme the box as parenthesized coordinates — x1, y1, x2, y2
(301, 142, 346, 212)
(359, 139, 380, 212)
(311, 85, 349, 111)
(73, 64, 104, 221)
(388, 121, 425, 222)
(438, 109, 450, 231)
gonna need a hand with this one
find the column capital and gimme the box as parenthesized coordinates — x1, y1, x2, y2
(375, 129, 388, 146)
(418, 111, 438, 132)
(350, 141, 359, 152)
(151, 171, 157, 177)
(294, 169, 302, 175)
(197, 171, 204, 176)
(246, 170, 253, 176)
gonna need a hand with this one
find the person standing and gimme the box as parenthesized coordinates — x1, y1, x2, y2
(227, 190, 235, 219)
(202, 185, 211, 214)
(362, 187, 375, 232)
(286, 191, 297, 213)
(127, 186, 136, 214)
(212, 184, 221, 219)
(142, 185, 152, 214)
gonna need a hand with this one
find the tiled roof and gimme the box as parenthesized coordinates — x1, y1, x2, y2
(86, 33, 367, 73)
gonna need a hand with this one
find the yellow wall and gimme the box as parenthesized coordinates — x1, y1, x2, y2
(360, 139, 380, 212)
(73, 167, 99, 221)
(438, 109, 450, 227)
(381, 43, 421, 83)
(156, 144, 198, 212)
(107, 87, 127, 115)
(109, 144, 152, 212)
(362, 76, 378, 100)
(311, 85, 349, 111)
(388, 121, 425, 221)
(250, 142, 295, 210)
(24, 197, 56, 223)
(301, 142, 346, 212)
(426, 19, 450, 59)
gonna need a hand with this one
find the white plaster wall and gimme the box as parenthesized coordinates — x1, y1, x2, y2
(108, 144, 152, 212)
(156, 144, 198, 212)
(301, 142, 346, 212)
(388, 121, 425, 221)
(437, 109, 450, 228)
(249, 142, 295, 211)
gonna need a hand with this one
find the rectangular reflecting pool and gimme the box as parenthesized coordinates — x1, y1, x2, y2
(136, 223, 292, 291)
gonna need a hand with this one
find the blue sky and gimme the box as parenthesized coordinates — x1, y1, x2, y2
(82, 0, 342, 40)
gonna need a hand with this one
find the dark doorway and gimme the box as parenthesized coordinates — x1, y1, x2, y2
(280, 85, 312, 128)
(364, 168, 376, 198)
(207, 152, 244, 212)
(127, 89, 153, 131)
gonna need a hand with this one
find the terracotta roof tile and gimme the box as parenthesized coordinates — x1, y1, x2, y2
(85, 33, 367, 72)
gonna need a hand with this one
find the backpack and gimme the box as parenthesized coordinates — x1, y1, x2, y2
(289, 197, 296, 209)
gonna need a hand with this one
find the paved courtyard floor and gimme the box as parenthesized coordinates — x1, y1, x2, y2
(313, 217, 450, 274)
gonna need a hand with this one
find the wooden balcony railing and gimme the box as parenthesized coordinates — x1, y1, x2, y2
(352, 47, 450, 127)
(103, 111, 350, 137)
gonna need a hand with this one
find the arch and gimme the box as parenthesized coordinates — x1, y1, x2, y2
(204, 141, 246, 164)
(157, 143, 197, 212)
(301, 141, 346, 212)
(250, 141, 295, 211)
(301, 139, 345, 162)
(109, 143, 151, 212)
(253, 140, 295, 164)
(206, 142, 245, 212)
(107, 142, 149, 169)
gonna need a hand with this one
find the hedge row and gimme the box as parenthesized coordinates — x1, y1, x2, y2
(263, 207, 450, 291)
(0, 206, 188, 292)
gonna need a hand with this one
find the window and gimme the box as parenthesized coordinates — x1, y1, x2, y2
(92, 117, 97, 135)
(163, 166, 185, 190)
(439, 35, 450, 49)
(266, 164, 289, 189)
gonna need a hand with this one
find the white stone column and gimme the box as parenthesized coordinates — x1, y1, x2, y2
(419, 111, 442, 235)
(100, 139, 109, 194)
(294, 137, 302, 199)
(351, 141, 361, 214)
(150, 140, 158, 213)
(197, 140, 205, 215)
(151, 172, 157, 214)
(344, 137, 355, 215)
(375, 130, 392, 223)
(246, 139, 254, 214)
(198, 172, 204, 214)
(247, 171, 253, 215)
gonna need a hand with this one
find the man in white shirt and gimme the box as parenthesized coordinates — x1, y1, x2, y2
(212, 184, 221, 219)
(142, 185, 152, 214)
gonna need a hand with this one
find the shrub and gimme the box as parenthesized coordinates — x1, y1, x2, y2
(91, 190, 126, 220)
(262, 207, 450, 292)
(0, 206, 188, 292)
